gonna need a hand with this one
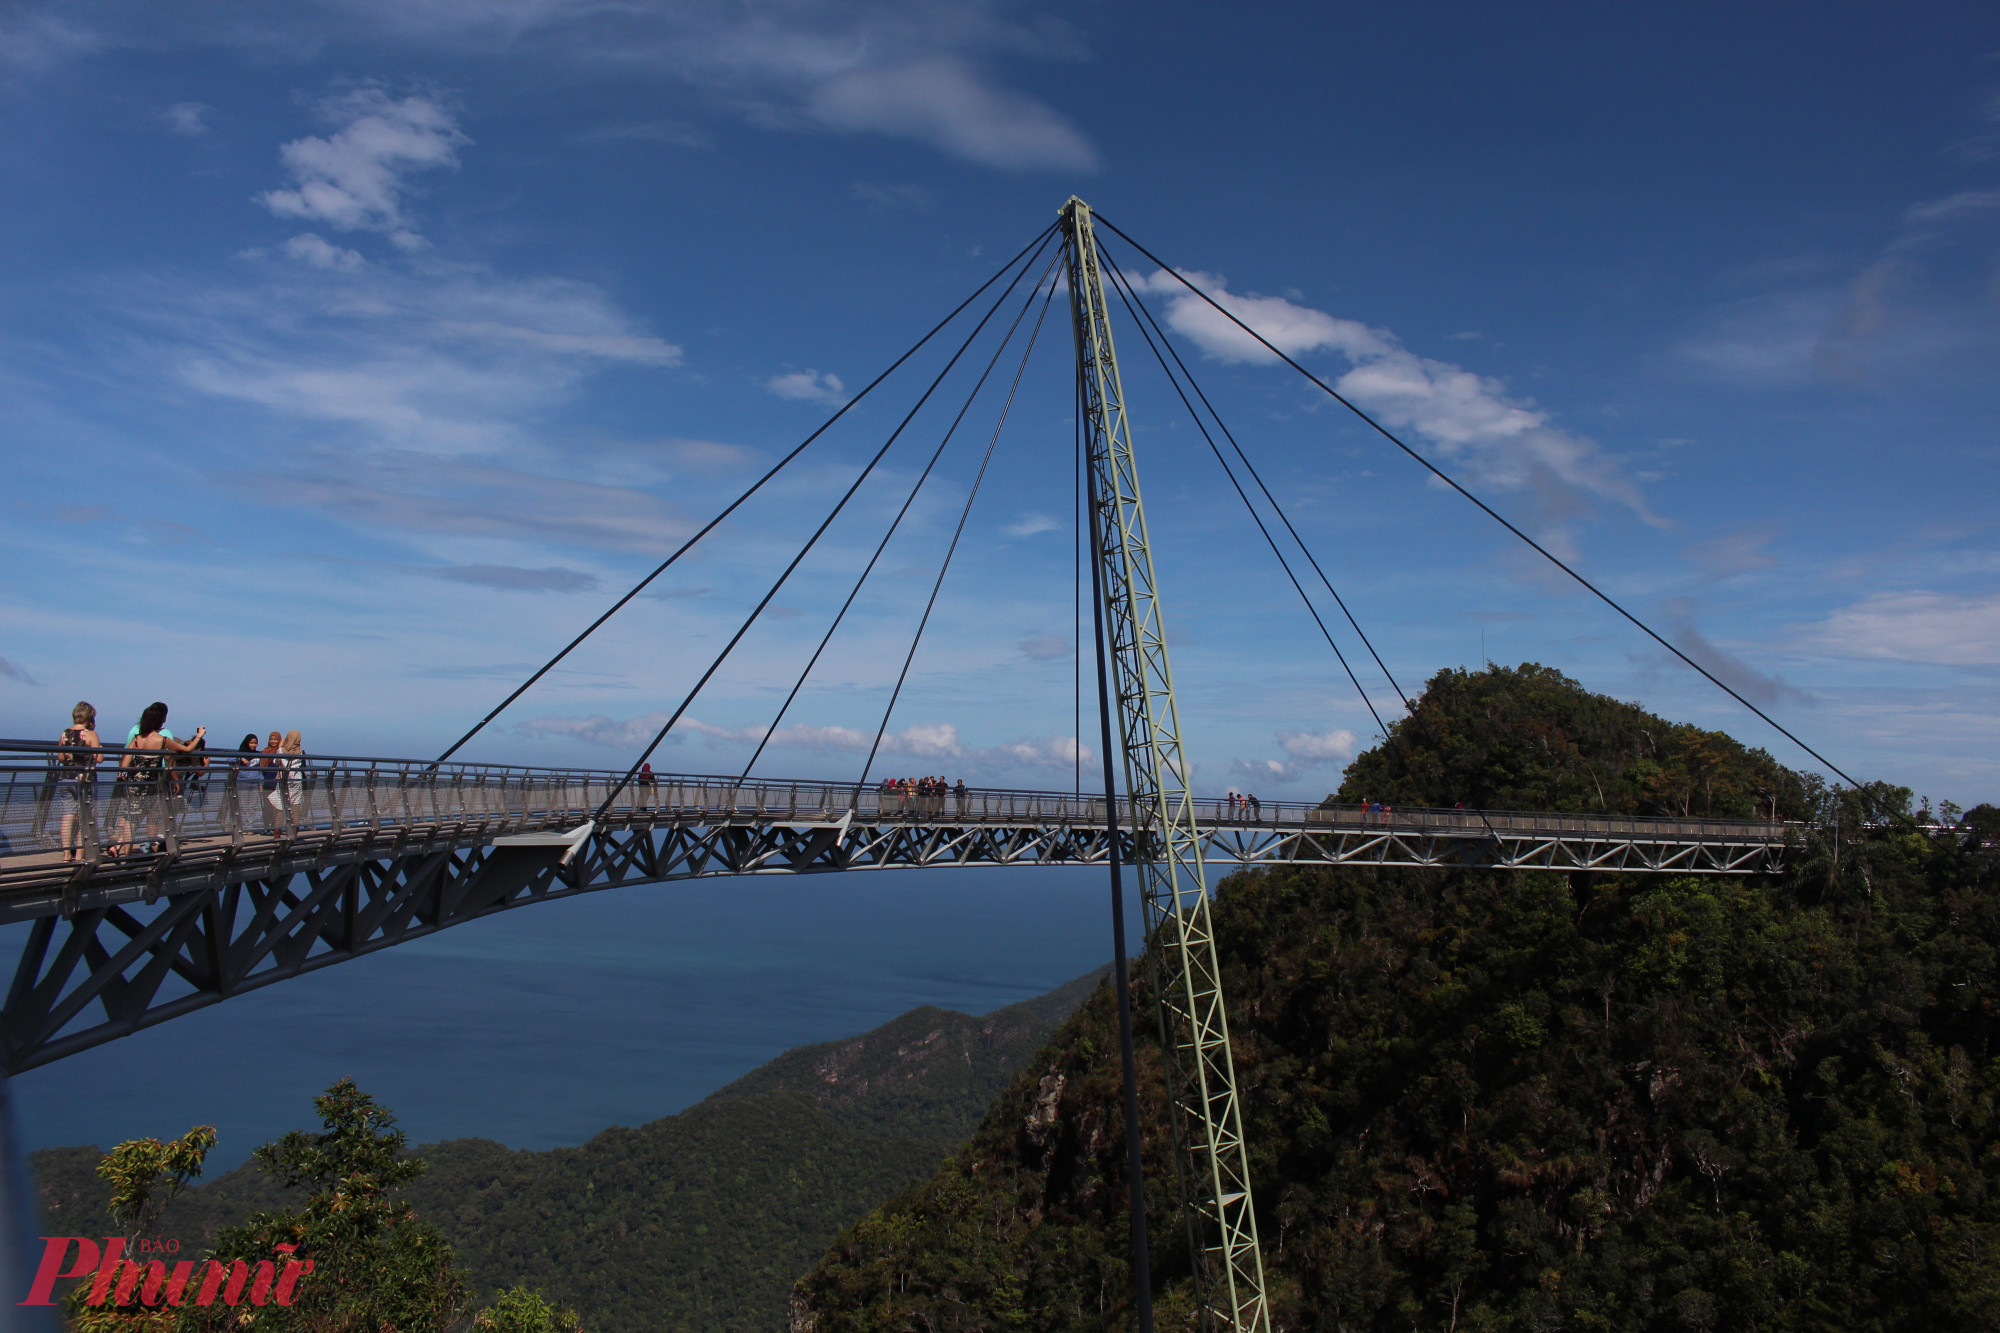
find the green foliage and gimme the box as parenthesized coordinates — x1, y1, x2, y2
(794, 670, 2000, 1332)
(1338, 662, 1817, 819)
(58, 1126, 219, 1333)
(471, 1285, 585, 1333)
(97, 1125, 217, 1242)
(36, 974, 1106, 1333)
(796, 979, 1174, 1331)
(399, 1092, 941, 1333)
(715, 977, 1102, 1140)
(185, 1077, 471, 1332)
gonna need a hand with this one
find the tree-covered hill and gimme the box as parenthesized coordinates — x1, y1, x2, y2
(1339, 663, 1816, 819)
(714, 967, 1107, 1141)
(794, 666, 2000, 1331)
(33, 969, 1105, 1332)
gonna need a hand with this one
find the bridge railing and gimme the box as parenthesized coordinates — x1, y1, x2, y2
(0, 737, 1795, 896)
(1281, 799, 1789, 842)
(0, 741, 1149, 889)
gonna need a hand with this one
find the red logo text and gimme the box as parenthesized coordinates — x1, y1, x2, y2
(18, 1237, 313, 1309)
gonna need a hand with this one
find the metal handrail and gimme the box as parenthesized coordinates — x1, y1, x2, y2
(0, 737, 1798, 895)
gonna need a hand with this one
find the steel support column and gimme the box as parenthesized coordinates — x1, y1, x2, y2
(1063, 196, 1271, 1333)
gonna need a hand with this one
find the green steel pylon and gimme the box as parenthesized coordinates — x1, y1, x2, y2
(1061, 197, 1272, 1333)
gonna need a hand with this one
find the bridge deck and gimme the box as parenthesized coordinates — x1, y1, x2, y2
(0, 743, 1793, 1071)
(2, 743, 1790, 920)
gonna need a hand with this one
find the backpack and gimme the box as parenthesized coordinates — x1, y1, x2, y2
(55, 726, 91, 771)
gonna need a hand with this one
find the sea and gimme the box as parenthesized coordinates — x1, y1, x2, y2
(10, 865, 1134, 1169)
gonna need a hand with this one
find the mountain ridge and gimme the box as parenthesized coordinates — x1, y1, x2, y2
(34, 966, 1111, 1332)
(791, 665, 2000, 1331)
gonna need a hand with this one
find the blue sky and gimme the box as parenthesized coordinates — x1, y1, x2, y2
(4, 1, 1998, 806)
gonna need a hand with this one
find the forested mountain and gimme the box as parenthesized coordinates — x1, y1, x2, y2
(33, 968, 1106, 1332)
(793, 665, 2000, 1331)
(1338, 663, 1816, 819)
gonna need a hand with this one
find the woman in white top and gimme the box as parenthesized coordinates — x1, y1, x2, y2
(267, 730, 307, 835)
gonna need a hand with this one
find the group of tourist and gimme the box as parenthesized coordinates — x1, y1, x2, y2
(51, 700, 309, 861)
(880, 775, 967, 818)
(1225, 791, 1263, 821)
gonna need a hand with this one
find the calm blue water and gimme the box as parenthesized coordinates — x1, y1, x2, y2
(12, 866, 1134, 1169)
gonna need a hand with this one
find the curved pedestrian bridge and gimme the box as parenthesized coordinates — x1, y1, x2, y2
(0, 741, 1791, 1071)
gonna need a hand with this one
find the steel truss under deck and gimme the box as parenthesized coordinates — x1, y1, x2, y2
(1063, 197, 1270, 1333)
(0, 787, 1786, 1076)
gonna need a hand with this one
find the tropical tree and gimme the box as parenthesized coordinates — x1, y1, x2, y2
(184, 1077, 471, 1331)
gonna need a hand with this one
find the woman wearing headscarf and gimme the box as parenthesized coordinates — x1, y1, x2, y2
(267, 730, 307, 836)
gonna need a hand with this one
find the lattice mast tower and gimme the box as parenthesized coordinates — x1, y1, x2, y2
(1061, 197, 1272, 1333)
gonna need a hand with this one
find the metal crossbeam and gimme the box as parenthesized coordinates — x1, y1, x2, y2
(1062, 196, 1270, 1333)
(0, 808, 1789, 1073)
(0, 744, 1789, 1074)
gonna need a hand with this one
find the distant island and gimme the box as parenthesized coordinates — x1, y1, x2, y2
(35, 968, 1108, 1331)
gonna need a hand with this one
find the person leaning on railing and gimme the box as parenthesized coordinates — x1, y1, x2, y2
(176, 731, 211, 810)
(111, 702, 205, 856)
(53, 700, 102, 863)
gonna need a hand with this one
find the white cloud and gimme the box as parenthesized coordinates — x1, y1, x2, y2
(428, 563, 599, 592)
(982, 734, 1091, 769)
(1017, 633, 1068, 660)
(850, 182, 933, 211)
(1133, 268, 1658, 526)
(524, 714, 966, 759)
(1683, 528, 1780, 578)
(260, 88, 468, 244)
(0, 12, 96, 70)
(163, 101, 212, 136)
(1676, 101, 2000, 389)
(1898, 189, 2000, 235)
(520, 711, 1092, 774)
(657, 438, 759, 473)
(236, 458, 692, 555)
(1231, 757, 1299, 785)
(806, 56, 1096, 171)
(1131, 268, 1388, 364)
(283, 232, 365, 270)
(1662, 599, 1806, 709)
(429, 318, 680, 364)
(1801, 591, 2000, 667)
(708, 720, 964, 759)
(765, 369, 845, 405)
(1275, 727, 1358, 763)
(521, 711, 668, 749)
(160, 261, 678, 457)
(89, 1, 1099, 172)
(580, 119, 709, 148)
(1002, 512, 1059, 538)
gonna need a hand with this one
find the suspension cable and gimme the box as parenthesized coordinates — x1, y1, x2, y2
(594, 234, 1058, 816)
(1092, 213, 1862, 789)
(858, 274, 1060, 789)
(1101, 246, 1411, 713)
(739, 249, 1063, 781)
(1101, 253, 1390, 739)
(1108, 254, 1507, 838)
(436, 222, 1058, 765)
